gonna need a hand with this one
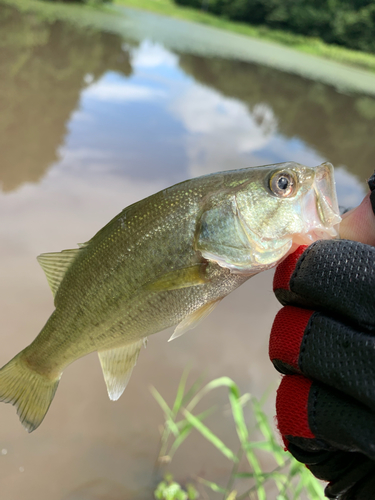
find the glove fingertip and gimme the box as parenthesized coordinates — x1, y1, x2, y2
(269, 306, 314, 373)
(276, 375, 315, 440)
(273, 246, 308, 295)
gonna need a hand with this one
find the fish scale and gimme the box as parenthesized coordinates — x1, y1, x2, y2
(0, 162, 341, 431)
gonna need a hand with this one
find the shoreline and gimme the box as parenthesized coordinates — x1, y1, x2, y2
(4, 0, 375, 97)
(114, 0, 375, 73)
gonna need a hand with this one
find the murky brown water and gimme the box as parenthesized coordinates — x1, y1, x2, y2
(0, 2, 373, 499)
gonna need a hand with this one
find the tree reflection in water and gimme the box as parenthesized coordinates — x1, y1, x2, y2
(0, 3, 133, 191)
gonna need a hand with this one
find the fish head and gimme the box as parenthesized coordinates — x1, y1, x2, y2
(234, 161, 341, 269)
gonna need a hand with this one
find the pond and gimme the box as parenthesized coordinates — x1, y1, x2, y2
(0, 2, 374, 499)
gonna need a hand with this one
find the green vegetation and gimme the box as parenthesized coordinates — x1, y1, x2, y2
(155, 474, 199, 500)
(174, 0, 375, 54)
(114, 0, 375, 72)
(152, 372, 324, 499)
(44, 0, 110, 4)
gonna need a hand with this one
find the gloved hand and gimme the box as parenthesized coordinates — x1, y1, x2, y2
(269, 175, 375, 500)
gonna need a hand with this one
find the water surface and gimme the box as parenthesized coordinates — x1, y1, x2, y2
(0, 3, 373, 499)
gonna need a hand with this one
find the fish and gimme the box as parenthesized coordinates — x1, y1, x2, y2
(0, 161, 340, 432)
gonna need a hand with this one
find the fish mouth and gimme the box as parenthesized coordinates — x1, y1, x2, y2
(297, 162, 341, 246)
(292, 225, 339, 247)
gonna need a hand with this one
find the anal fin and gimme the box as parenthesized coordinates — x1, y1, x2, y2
(169, 299, 221, 342)
(98, 339, 143, 401)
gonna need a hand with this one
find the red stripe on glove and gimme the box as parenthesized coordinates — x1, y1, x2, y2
(269, 306, 314, 371)
(276, 375, 315, 440)
(273, 245, 308, 292)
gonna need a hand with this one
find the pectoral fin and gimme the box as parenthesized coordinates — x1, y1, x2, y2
(144, 264, 208, 292)
(168, 299, 221, 342)
(98, 339, 143, 401)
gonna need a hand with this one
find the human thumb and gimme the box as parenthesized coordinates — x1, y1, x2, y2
(339, 173, 375, 246)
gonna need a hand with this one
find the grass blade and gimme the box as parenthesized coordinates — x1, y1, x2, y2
(170, 408, 214, 458)
(227, 390, 266, 499)
(151, 385, 180, 437)
(251, 397, 285, 466)
(228, 388, 248, 444)
(197, 477, 227, 494)
(182, 409, 237, 462)
(181, 373, 206, 408)
(186, 376, 238, 412)
(172, 367, 189, 415)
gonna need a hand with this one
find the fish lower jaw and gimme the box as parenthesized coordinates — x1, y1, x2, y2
(291, 224, 340, 247)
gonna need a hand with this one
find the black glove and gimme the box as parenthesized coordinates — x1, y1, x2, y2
(269, 175, 375, 499)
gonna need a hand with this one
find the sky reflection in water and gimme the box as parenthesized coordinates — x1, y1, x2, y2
(58, 39, 367, 208)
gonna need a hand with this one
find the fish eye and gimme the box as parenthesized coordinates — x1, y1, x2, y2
(269, 171, 296, 198)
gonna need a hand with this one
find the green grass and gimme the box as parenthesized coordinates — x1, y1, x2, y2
(1, 0, 119, 27)
(152, 371, 325, 500)
(114, 0, 375, 73)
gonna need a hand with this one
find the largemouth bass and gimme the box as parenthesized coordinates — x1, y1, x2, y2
(0, 162, 340, 432)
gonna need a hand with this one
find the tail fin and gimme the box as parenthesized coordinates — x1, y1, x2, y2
(0, 353, 60, 432)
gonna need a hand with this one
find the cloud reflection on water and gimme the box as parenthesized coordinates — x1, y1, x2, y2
(64, 39, 366, 207)
(131, 39, 179, 69)
(170, 84, 278, 177)
(84, 79, 166, 102)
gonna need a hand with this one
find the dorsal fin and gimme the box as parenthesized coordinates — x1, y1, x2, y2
(77, 241, 89, 249)
(37, 248, 81, 297)
(98, 340, 144, 401)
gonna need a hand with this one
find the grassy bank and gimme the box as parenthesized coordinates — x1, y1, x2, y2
(114, 0, 375, 73)
(152, 373, 324, 499)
